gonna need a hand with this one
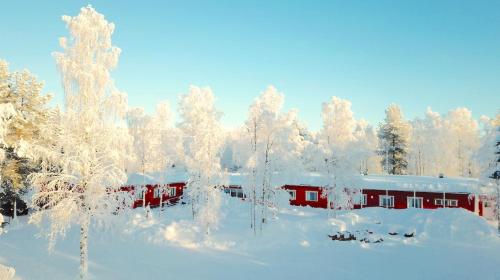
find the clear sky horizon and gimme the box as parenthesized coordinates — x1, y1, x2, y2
(1, 0, 499, 131)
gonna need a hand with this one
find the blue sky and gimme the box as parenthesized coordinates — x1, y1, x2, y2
(0, 0, 499, 130)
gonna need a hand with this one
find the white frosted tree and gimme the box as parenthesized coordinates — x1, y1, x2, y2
(126, 108, 157, 173)
(237, 86, 305, 233)
(476, 112, 500, 232)
(240, 86, 284, 233)
(377, 104, 411, 175)
(443, 107, 480, 177)
(179, 85, 225, 235)
(152, 101, 184, 207)
(28, 6, 132, 279)
(317, 96, 361, 215)
(408, 108, 446, 176)
(352, 119, 379, 175)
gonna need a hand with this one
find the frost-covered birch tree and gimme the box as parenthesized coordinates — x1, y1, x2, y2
(443, 108, 480, 177)
(152, 101, 183, 207)
(317, 96, 361, 215)
(126, 108, 157, 174)
(179, 86, 225, 235)
(28, 6, 132, 279)
(352, 119, 379, 175)
(237, 86, 305, 232)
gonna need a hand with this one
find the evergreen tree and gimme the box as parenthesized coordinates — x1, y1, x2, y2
(377, 104, 411, 175)
(493, 120, 500, 180)
(0, 59, 51, 218)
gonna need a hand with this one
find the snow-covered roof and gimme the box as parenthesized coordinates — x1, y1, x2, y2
(126, 171, 493, 194)
(126, 170, 188, 185)
(360, 175, 482, 193)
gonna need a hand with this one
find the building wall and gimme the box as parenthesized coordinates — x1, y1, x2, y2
(283, 185, 328, 208)
(358, 189, 474, 212)
(129, 182, 185, 208)
(282, 185, 477, 214)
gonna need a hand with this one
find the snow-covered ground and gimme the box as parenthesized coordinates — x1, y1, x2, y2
(1, 196, 499, 280)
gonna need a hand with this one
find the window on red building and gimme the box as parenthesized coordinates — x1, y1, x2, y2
(305, 191, 318, 202)
(379, 195, 394, 208)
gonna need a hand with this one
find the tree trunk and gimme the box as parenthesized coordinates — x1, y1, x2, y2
(160, 186, 163, 211)
(496, 181, 499, 234)
(13, 199, 16, 220)
(80, 217, 90, 280)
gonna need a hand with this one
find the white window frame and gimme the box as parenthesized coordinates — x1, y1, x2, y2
(168, 187, 176, 197)
(362, 194, 367, 206)
(137, 189, 145, 199)
(379, 195, 394, 208)
(407, 197, 423, 208)
(288, 190, 296, 200)
(435, 199, 443, 206)
(305, 191, 318, 202)
(447, 199, 458, 207)
(154, 188, 160, 198)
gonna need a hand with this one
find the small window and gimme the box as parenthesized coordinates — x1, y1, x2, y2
(379, 195, 394, 208)
(362, 194, 367, 205)
(484, 201, 490, 208)
(154, 188, 160, 198)
(435, 199, 443, 206)
(305, 191, 318, 202)
(168, 187, 176, 197)
(407, 197, 423, 208)
(447, 199, 458, 207)
(288, 190, 296, 200)
(137, 190, 145, 199)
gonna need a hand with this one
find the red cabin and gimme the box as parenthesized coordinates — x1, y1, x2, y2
(281, 184, 490, 217)
(354, 189, 475, 212)
(122, 182, 185, 209)
(282, 185, 329, 208)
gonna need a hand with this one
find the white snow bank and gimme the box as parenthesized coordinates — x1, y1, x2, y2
(0, 263, 15, 280)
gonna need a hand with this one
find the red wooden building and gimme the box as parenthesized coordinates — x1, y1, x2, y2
(122, 182, 185, 209)
(282, 184, 490, 217)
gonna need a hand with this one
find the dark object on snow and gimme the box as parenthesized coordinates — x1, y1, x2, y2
(439, 173, 445, 178)
(360, 237, 384, 243)
(0, 198, 28, 218)
(404, 232, 415, 238)
(329, 231, 356, 241)
(388, 232, 398, 235)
